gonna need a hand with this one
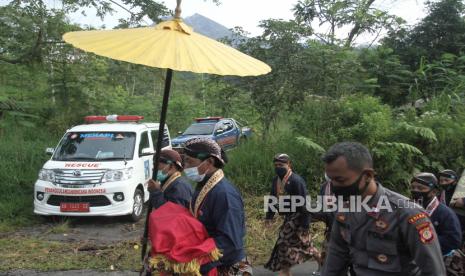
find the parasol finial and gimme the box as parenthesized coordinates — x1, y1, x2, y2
(175, 0, 182, 19)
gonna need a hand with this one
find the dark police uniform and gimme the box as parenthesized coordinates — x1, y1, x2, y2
(313, 181, 335, 232)
(322, 184, 446, 276)
(429, 201, 462, 255)
(150, 176, 193, 209)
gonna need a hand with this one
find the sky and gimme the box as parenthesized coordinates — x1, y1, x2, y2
(1, 0, 429, 42)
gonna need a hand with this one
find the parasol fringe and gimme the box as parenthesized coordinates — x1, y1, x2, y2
(149, 248, 222, 276)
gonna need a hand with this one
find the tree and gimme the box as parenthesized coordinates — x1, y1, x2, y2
(383, 0, 465, 69)
(0, 1, 76, 64)
(358, 47, 413, 106)
(231, 19, 311, 136)
(293, 0, 403, 47)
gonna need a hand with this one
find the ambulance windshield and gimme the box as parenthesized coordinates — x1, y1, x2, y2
(53, 132, 136, 161)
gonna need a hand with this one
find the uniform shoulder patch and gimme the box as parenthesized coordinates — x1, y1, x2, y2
(418, 224, 435, 244)
(415, 221, 431, 230)
(408, 212, 427, 224)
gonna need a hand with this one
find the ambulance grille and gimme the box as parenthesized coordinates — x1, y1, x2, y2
(53, 169, 106, 185)
(47, 195, 111, 207)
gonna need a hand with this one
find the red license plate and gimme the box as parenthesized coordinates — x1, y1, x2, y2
(60, 202, 90, 212)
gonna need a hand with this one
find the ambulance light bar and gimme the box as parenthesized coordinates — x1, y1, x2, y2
(85, 115, 144, 122)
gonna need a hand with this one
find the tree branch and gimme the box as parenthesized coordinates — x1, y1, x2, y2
(106, 0, 133, 17)
(313, 32, 330, 44)
(104, 0, 150, 25)
(367, 28, 383, 48)
(345, 0, 376, 47)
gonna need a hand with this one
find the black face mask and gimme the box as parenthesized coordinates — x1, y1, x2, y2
(275, 167, 288, 179)
(443, 183, 456, 192)
(411, 191, 431, 207)
(331, 172, 369, 201)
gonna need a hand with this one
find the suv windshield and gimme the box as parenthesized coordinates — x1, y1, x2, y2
(183, 123, 216, 135)
(53, 132, 136, 161)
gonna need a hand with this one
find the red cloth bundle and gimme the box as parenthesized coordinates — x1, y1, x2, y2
(149, 202, 220, 276)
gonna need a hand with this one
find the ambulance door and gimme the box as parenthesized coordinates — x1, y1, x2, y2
(138, 131, 154, 200)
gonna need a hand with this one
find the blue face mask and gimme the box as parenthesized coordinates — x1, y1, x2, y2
(156, 170, 169, 182)
(184, 161, 206, 182)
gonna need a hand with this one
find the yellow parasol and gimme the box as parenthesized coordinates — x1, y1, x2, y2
(63, 19, 270, 76)
(62, 0, 271, 263)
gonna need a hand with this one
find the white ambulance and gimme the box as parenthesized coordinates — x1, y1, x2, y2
(34, 115, 171, 221)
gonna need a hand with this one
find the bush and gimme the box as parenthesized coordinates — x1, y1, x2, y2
(225, 131, 326, 197)
(0, 127, 54, 228)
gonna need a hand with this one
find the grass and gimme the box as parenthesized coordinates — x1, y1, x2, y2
(0, 127, 55, 230)
(45, 220, 71, 234)
(225, 134, 326, 196)
(243, 196, 282, 265)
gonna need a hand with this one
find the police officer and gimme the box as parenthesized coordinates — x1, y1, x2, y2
(321, 142, 445, 276)
(410, 172, 462, 255)
(147, 149, 193, 209)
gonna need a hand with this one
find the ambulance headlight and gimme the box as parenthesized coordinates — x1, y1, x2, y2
(102, 168, 133, 183)
(39, 169, 55, 182)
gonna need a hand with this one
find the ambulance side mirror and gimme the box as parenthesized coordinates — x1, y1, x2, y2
(140, 148, 155, 156)
(45, 148, 55, 155)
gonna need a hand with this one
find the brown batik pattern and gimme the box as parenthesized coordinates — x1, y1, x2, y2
(264, 213, 318, 272)
(445, 248, 465, 276)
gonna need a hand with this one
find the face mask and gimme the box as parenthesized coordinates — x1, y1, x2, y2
(442, 182, 456, 191)
(156, 169, 169, 182)
(411, 190, 431, 207)
(275, 167, 288, 179)
(445, 184, 455, 191)
(331, 172, 368, 201)
(184, 162, 206, 182)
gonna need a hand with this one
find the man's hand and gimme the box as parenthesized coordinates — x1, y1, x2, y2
(147, 179, 161, 192)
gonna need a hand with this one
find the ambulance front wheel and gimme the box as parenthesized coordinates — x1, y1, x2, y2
(129, 188, 144, 222)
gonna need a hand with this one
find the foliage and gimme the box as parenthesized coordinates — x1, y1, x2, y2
(410, 53, 465, 102)
(296, 136, 325, 153)
(396, 122, 437, 143)
(293, 0, 404, 46)
(0, 128, 53, 228)
(358, 47, 413, 106)
(384, 0, 465, 69)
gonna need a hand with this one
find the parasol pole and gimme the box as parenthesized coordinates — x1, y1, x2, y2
(141, 0, 183, 263)
(141, 68, 173, 261)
